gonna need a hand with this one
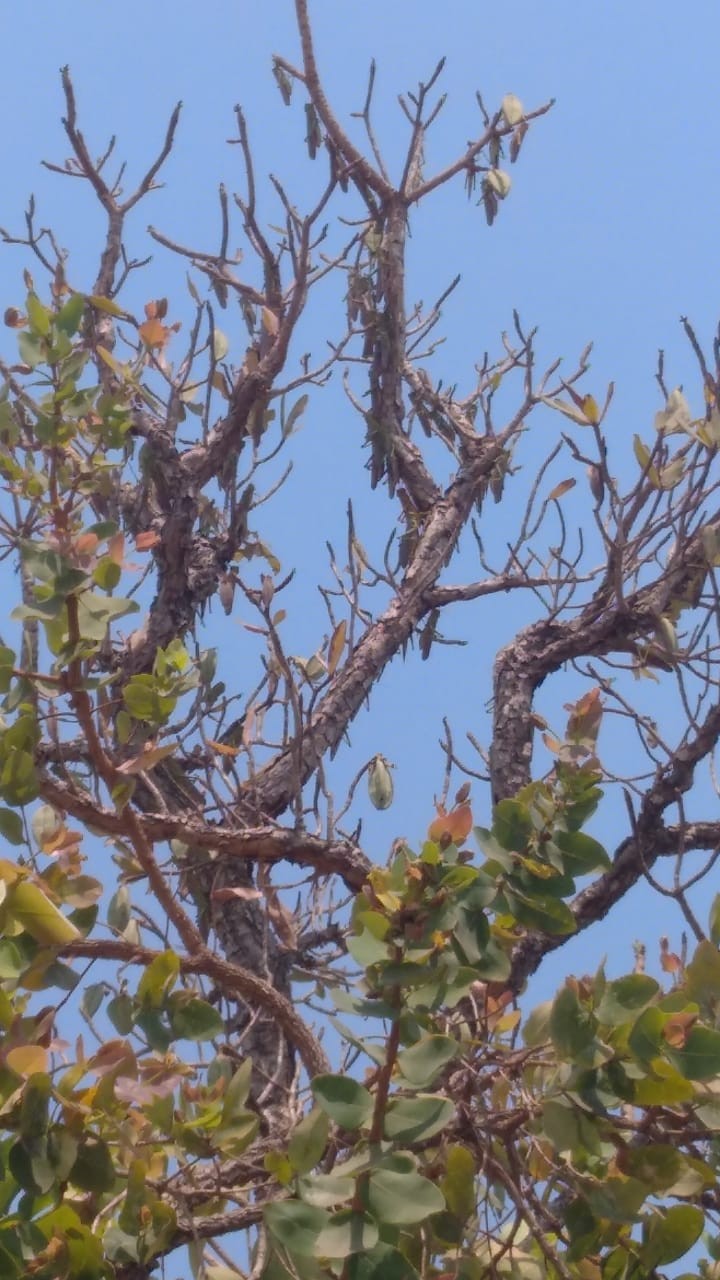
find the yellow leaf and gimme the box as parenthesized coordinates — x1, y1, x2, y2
(6, 881, 80, 943)
(327, 620, 347, 676)
(208, 739, 242, 758)
(6, 1045, 49, 1077)
(96, 345, 123, 375)
(89, 294, 126, 317)
(582, 394, 600, 424)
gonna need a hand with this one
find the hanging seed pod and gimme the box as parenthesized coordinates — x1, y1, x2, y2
(368, 755, 394, 810)
(501, 93, 524, 126)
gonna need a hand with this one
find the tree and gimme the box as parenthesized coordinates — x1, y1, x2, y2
(1, 3, 720, 1277)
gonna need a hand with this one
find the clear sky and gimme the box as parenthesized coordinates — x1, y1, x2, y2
(3, 1, 720, 1003)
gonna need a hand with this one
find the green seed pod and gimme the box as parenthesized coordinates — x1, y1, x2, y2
(368, 755, 394, 810)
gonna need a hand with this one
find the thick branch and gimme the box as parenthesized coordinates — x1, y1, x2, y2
(62, 937, 331, 1079)
(243, 440, 505, 818)
(38, 773, 370, 890)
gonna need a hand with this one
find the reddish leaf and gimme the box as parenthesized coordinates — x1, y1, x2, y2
(428, 803, 473, 845)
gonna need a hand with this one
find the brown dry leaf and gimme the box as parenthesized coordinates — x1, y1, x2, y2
(43, 827, 84, 856)
(662, 1011, 697, 1048)
(243, 346, 260, 375)
(108, 531, 125, 565)
(258, 864, 298, 949)
(211, 886, 262, 903)
(660, 935, 683, 976)
(139, 317, 171, 349)
(144, 299, 168, 321)
(116, 743, 178, 775)
(135, 531, 161, 551)
(75, 532, 99, 556)
(242, 704, 257, 746)
(565, 686, 603, 745)
(547, 477, 576, 503)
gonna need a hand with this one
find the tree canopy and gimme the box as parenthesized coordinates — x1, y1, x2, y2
(2, 4, 720, 1279)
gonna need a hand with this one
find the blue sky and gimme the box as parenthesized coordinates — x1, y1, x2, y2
(3, 1, 720, 1004)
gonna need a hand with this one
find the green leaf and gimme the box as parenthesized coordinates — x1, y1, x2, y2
(474, 826, 514, 871)
(93, 557, 122, 591)
(453, 902, 490, 965)
(26, 293, 51, 337)
(20, 1072, 51, 1140)
(618, 1143, 682, 1192)
(523, 1000, 552, 1047)
(213, 1113, 259, 1157)
(441, 1144, 477, 1220)
(0, 939, 25, 979)
(542, 1099, 600, 1156)
(137, 950, 180, 1008)
(313, 1210, 378, 1258)
(47, 1125, 79, 1182)
(70, 1136, 117, 1193)
(684, 939, 720, 1005)
(549, 985, 596, 1059)
(107, 993, 134, 1034)
(554, 829, 611, 873)
(346, 1245, 420, 1280)
(504, 885, 576, 935)
(0, 749, 38, 805)
(632, 1061, 693, 1105)
(383, 1093, 454, 1142)
(493, 799, 533, 850)
(640, 1204, 704, 1267)
(710, 893, 720, 947)
(55, 292, 86, 336)
(596, 974, 660, 1026)
(107, 885, 131, 932)
(168, 995, 224, 1040)
(265, 1201, 329, 1255)
(80, 982, 106, 1019)
(135, 1008, 173, 1052)
(221, 1059, 253, 1122)
(396, 1035, 459, 1087)
(584, 1175, 647, 1223)
(664, 1024, 720, 1081)
(311, 1076, 373, 1130)
(288, 1107, 329, 1174)
(297, 1171, 355, 1208)
(346, 928, 390, 968)
(123, 676, 176, 725)
(367, 1167, 445, 1225)
(0, 808, 24, 845)
(628, 1005, 664, 1063)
